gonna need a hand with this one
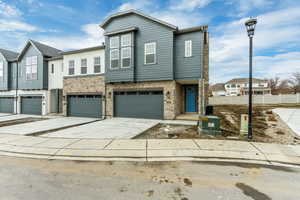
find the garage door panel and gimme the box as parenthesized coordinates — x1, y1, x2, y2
(114, 91, 163, 119)
(0, 97, 14, 113)
(67, 95, 102, 118)
(21, 97, 42, 115)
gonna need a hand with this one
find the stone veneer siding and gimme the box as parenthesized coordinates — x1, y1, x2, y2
(106, 80, 177, 120)
(62, 75, 106, 116)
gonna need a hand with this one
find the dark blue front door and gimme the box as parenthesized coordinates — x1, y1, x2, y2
(185, 86, 197, 112)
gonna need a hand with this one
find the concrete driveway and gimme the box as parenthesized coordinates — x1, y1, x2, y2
(0, 117, 98, 136)
(0, 113, 13, 117)
(273, 108, 300, 137)
(0, 114, 40, 123)
(42, 118, 160, 139)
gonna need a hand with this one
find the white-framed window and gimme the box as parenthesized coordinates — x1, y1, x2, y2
(144, 42, 156, 65)
(121, 47, 131, 68)
(110, 36, 119, 49)
(0, 61, 3, 77)
(25, 56, 37, 80)
(81, 58, 87, 74)
(110, 49, 119, 69)
(185, 40, 192, 57)
(94, 57, 101, 73)
(121, 34, 131, 47)
(68, 60, 75, 75)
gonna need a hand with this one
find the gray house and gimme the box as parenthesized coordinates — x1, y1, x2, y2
(100, 10, 209, 120)
(0, 40, 62, 115)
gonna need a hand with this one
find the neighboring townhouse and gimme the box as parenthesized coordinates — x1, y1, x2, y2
(0, 40, 62, 115)
(210, 83, 226, 96)
(0, 48, 19, 113)
(225, 78, 271, 96)
(100, 10, 209, 119)
(61, 46, 106, 118)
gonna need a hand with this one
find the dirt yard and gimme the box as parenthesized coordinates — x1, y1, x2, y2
(135, 104, 300, 144)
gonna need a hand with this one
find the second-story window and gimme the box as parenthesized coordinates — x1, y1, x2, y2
(185, 40, 192, 57)
(25, 56, 37, 80)
(121, 34, 131, 47)
(81, 59, 87, 74)
(94, 57, 101, 73)
(110, 49, 119, 69)
(68, 60, 75, 75)
(121, 47, 131, 68)
(51, 64, 54, 74)
(0, 61, 3, 78)
(144, 42, 156, 65)
(110, 36, 119, 49)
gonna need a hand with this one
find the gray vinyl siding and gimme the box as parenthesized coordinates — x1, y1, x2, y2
(104, 14, 174, 83)
(18, 45, 47, 90)
(0, 54, 8, 91)
(174, 31, 203, 80)
(8, 62, 18, 90)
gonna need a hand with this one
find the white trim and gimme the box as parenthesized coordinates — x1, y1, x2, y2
(121, 47, 131, 68)
(144, 42, 156, 65)
(110, 49, 119, 69)
(0, 61, 3, 77)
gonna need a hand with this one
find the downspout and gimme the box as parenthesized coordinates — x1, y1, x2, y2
(15, 61, 19, 115)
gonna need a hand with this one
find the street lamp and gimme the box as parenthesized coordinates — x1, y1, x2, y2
(245, 17, 257, 140)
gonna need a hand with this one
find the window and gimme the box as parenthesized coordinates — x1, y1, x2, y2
(185, 40, 192, 57)
(110, 36, 119, 49)
(81, 58, 87, 74)
(94, 57, 101, 73)
(25, 56, 37, 80)
(68, 60, 75, 75)
(121, 34, 131, 47)
(51, 64, 54, 74)
(0, 61, 3, 77)
(121, 47, 131, 68)
(144, 42, 156, 64)
(110, 49, 119, 69)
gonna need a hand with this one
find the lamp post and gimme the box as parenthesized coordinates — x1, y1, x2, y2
(245, 18, 257, 140)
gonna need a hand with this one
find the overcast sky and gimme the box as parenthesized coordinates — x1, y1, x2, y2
(0, 0, 299, 83)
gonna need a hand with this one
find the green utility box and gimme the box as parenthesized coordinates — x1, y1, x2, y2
(198, 115, 221, 136)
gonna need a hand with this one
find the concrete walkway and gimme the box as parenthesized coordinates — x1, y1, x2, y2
(273, 108, 300, 137)
(0, 117, 98, 135)
(0, 113, 13, 117)
(0, 133, 299, 167)
(42, 118, 160, 139)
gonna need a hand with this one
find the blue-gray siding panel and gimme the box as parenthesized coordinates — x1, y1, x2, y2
(18, 45, 47, 90)
(104, 14, 174, 83)
(174, 32, 203, 80)
(9, 62, 18, 90)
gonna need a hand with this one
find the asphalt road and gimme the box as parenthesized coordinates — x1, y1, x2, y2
(0, 156, 299, 200)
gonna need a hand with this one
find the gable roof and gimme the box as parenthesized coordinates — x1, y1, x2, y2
(211, 83, 225, 91)
(18, 39, 62, 60)
(0, 48, 19, 62)
(100, 10, 178, 30)
(61, 45, 105, 55)
(225, 78, 267, 84)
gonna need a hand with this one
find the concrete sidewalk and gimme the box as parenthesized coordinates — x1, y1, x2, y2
(273, 108, 300, 137)
(0, 133, 299, 167)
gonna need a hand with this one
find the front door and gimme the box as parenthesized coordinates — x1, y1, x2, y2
(185, 86, 197, 112)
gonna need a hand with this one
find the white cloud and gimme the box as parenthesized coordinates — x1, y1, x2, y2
(118, 0, 153, 12)
(0, 19, 38, 32)
(210, 6, 300, 83)
(228, 0, 274, 17)
(38, 24, 104, 50)
(0, 1, 22, 17)
(170, 0, 213, 11)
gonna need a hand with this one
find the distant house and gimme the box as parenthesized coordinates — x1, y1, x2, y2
(210, 83, 226, 96)
(225, 78, 271, 96)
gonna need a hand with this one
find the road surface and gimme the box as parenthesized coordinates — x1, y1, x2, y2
(0, 156, 299, 200)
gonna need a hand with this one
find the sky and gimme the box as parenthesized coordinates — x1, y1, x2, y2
(0, 0, 299, 84)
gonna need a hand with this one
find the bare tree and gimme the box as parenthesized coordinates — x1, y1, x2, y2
(289, 72, 300, 93)
(278, 79, 290, 90)
(268, 77, 280, 94)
